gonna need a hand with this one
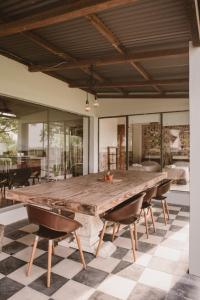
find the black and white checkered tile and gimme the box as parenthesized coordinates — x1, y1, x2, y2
(0, 203, 198, 300)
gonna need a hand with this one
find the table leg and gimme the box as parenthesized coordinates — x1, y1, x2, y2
(59, 213, 116, 257)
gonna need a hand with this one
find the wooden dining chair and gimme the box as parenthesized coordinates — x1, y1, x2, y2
(26, 205, 86, 288)
(140, 186, 157, 238)
(153, 179, 172, 225)
(96, 193, 145, 261)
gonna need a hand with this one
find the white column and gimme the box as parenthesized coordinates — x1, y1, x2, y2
(83, 117, 89, 175)
(189, 42, 200, 276)
(89, 116, 98, 173)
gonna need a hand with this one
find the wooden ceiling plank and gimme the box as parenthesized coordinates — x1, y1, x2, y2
(28, 47, 188, 72)
(69, 78, 188, 88)
(0, 0, 138, 37)
(96, 93, 189, 99)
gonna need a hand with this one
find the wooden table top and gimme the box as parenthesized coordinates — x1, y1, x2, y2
(6, 170, 166, 216)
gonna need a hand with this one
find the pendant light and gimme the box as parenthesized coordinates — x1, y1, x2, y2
(85, 92, 91, 111)
(93, 95, 99, 107)
(85, 65, 99, 111)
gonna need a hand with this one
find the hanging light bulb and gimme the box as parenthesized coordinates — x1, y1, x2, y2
(93, 95, 99, 107)
(85, 92, 91, 112)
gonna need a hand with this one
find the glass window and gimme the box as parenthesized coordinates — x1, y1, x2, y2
(0, 97, 89, 209)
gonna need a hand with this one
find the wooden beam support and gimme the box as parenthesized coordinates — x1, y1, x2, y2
(129, 61, 163, 93)
(21, 31, 105, 82)
(0, 0, 138, 37)
(96, 93, 189, 99)
(28, 47, 188, 72)
(186, 0, 200, 46)
(22, 31, 74, 62)
(86, 13, 163, 93)
(69, 78, 188, 88)
(86, 14, 125, 54)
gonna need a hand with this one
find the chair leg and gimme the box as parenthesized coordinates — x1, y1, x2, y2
(165, 200, 170, 220)
(112, 223, 117, 242)
(134, 222, 138, 250)
(52, 241, 55, 255)
(161, 200, 167, 225)
(116, 223, 120, 233)
(139, 209, 143, 219)
(74, 232, 86, 269)
(47, 240, 53, 288)
(27, 235, 39, 276)
(144, 209, 149, 239)
(96, 221, 107, 257)
(150, 206, 156, 233)
(129, 225, 136, 262)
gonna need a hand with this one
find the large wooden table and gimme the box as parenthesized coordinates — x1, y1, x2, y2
(6, 170, 166, 255)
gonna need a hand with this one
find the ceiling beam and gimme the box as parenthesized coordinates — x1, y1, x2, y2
(86, 13, 163, 93)
(22, 31, 74, 62)
(69, 78, 188, 88)
(22, 32, 125, 93)
(22, 31, 105, 82)
(96, 93, 189, 99)
(28, 47, 188, 72)
(129, 61, 162, 93)
(0, 0, 138, 37)
(86, 14, 125, 54)
(186, 0, 200, 46)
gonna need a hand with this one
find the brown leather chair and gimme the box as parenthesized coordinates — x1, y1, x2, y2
(26, 205, 86, 287)
(140, 186, 157, 238)
(153, 179, 172, 225)
(96, 193, 145, 261)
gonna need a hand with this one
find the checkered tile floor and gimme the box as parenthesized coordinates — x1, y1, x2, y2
(0, 202, 199, 300)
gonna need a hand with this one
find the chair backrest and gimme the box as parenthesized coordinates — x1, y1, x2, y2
(143, 186, 157, 205)
(106, 193, 145, 222)
(26, 205, 81, 233)
(156, 179, 171, 197)
(10, 168, 32, 187)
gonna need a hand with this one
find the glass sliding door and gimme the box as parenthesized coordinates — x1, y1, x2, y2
(99, 117, 126, 171)
(49, 121, 65, 180)
(48, 109, 88, 179)
(128, 114, 161, 171)
(0, 96, 89, 209)
(162, 111, 189, 190)
(69, 125, 83, 177)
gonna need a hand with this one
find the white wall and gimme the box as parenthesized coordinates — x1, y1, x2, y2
(98, 98, 189, 117)
(163, 111, 189, 126)
(89, 116, 98, 173)
(189, 43, 200, 277)
(99, 118, 118, 150)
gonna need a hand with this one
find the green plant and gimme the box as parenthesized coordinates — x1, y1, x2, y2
(52, 164, 61, 176)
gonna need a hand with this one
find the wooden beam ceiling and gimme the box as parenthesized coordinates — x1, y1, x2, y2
(97, 93, 189, 99)
(21, 31, 105, 83)
(186, 0, 200, 46)
(28, 47, 188, 72)
(0, 17, 123, 95)
(86, 13, 163, 94)
(69, 78, 188, 88)
(0, 0, 138, 37)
